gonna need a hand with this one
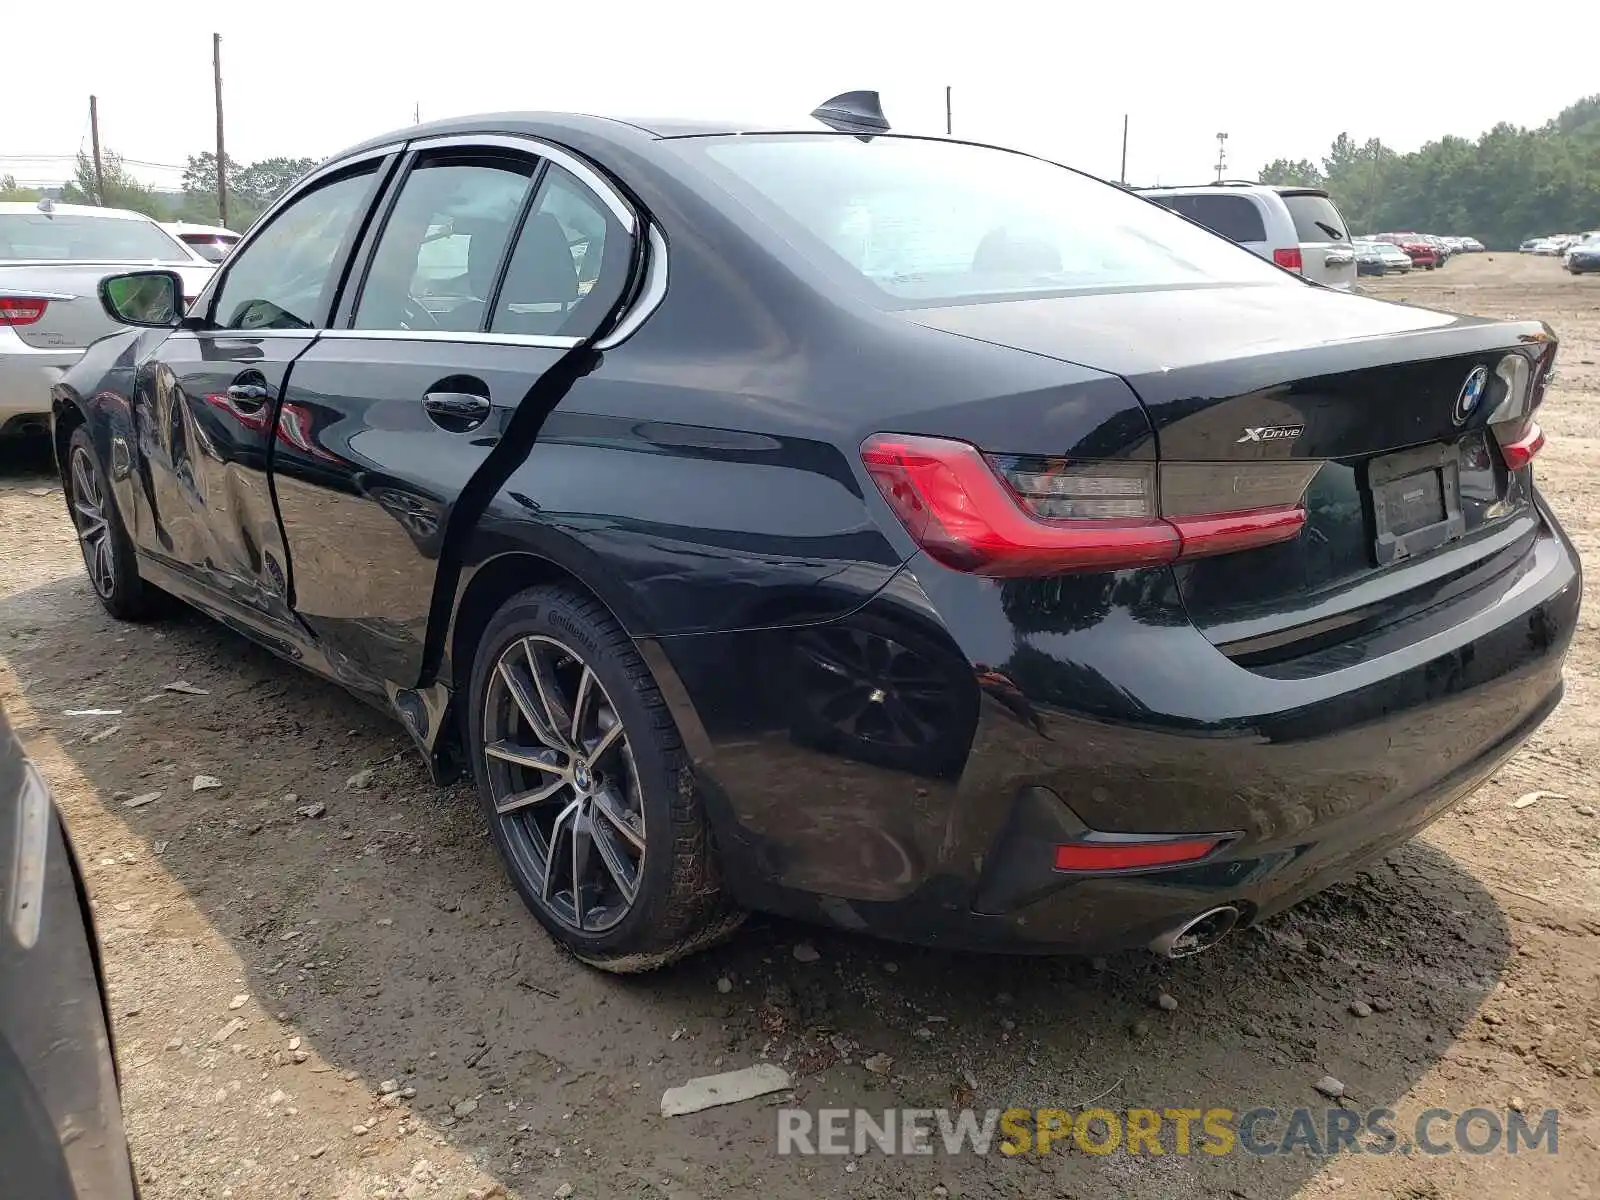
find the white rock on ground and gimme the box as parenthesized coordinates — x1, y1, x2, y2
(660, 1064, 793, 1117)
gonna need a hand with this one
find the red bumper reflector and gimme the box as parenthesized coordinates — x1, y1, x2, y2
(1054, 837, 1222, 872)
(1499, 421, 1545, 470)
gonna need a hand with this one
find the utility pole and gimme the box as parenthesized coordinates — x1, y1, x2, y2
(945, 86, 952, 136)
(213, 32, 228, 228)
(1120, 114, 1129, 185)
(1214, 131, 1229, 183)
(89, 95, 106, 205)
(413, 101, 421, 125)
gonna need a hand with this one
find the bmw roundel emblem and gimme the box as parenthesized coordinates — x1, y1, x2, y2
(1454, 365, 1489, 425)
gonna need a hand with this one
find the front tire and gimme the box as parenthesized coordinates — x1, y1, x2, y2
(466, 585, 742, 971)
(65, 427, 155, 621)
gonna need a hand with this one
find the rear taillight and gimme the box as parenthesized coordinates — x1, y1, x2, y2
(1272, 247, 1303, 272)
(1487, 348, 1552, 470)
(860, 434, 1316, 577)
(0, 297, 48, 326)
(1497, 421, 1545, 470)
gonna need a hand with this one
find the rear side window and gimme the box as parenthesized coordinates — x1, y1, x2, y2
(1281, 193, 1348, 243)
(1150, 194, 1267, 244)
(354, 155, 534, 333)
(490, 165, 629, 339)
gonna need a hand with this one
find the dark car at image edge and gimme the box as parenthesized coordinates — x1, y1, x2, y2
(48, 94, 1580, 970)
(1, 710, 138, 1198)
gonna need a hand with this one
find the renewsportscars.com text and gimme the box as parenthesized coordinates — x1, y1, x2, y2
(777, 1106, 1559, 1157)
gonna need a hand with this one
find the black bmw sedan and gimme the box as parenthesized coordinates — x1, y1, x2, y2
(49, 97, 1580, 970)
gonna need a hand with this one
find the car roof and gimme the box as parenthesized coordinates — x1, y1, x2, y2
(332, 111, 792, 161)
(0, 201, 158, 221)
(163, 221, 240, 236)
(1137, 182, 1330, 199)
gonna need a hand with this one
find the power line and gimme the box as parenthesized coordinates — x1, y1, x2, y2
(0, 154, 188, 170)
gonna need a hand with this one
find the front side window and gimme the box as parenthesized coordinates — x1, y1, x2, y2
(490, 165, 628, 339)
(211, 170, 375, 330)
(675, 135, 1288, 305)
(355, 157, 534, 333)
(0, 214, 190, 262)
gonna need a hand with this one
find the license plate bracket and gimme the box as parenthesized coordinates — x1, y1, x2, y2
(1368, 442, 1465, 566)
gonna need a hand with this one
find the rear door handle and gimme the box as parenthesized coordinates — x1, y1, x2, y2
(226, 382, 270, 409)
(422, 391, 491, 429)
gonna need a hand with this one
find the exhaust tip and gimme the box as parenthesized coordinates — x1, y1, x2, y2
(1149, 905, 1239, 958)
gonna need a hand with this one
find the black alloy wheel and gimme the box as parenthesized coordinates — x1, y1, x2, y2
(65, 427, 154, 620)
(467, 586, 741, 970)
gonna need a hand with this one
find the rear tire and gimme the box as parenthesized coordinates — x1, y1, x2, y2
(466, 585, 742, 972)
(65, 427, 156, 621)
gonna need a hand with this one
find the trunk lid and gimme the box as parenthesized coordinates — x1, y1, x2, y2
(0, 262, 212, 350)
(901, 284, 1552, 661)
(1279, 189, 1357, 292)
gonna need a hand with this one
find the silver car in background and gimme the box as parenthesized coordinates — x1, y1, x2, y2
(1, 201, 214, 439)
(161, 220, 242, 263)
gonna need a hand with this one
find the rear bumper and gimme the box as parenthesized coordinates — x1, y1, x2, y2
(655, 500, 1580, 953)
(0, 328, 81, 432)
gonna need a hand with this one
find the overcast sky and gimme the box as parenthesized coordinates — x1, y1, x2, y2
(5, 0, 1595, 192)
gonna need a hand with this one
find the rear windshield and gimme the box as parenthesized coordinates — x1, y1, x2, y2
(0, 213, 192, 261)
(1280, 193, 1348, 243)
(178, 233, 238, 262)
(674, 135, 1289, 304)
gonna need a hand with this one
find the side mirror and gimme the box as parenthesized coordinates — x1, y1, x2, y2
(98, 270, 184, 328)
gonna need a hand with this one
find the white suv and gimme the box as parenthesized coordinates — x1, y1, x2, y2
(1139, 183, 1357, 291)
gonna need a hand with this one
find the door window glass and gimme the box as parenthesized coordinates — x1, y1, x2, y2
(354, 158, 534, 333)
(1149, 193, 1268, 244)
(490, 165, 629, 339)
(211, 170, 375, 330)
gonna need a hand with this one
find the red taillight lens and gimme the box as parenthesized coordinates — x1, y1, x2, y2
(1498, 420, 1545, 470)
(860, 435, 1178, 575)
(1272, 247, 1303, 272)
(1054, 836, 1223, 872)
(861, 434, 1311, 577)
(0, 297, 48, 326)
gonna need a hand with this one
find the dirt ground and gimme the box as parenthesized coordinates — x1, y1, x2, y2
(2, 251, 1597, 1200)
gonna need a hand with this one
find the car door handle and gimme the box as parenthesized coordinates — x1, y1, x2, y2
(422, 391, 491, 426)
(227, 382, 270, 405)
(1324, 252, 1355, 266)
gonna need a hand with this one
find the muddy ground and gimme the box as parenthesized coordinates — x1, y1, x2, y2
(1, 251, 1596, 1199)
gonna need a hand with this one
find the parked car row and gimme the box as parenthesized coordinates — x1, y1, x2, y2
(1366, 232, 1480, 270)
(1521, 232, 1599, 257)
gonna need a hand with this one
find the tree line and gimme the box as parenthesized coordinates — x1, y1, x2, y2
(0, 149, 317, 230)
(1259, 95, 1600, 248)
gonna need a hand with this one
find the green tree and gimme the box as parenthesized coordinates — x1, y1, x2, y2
(181, 151, 244, 200)
(0, 174, 43, 202)
(59, 151, 161, 216)
(234, 156, 316, 209)
(1257, 94, 1600, 248)
(1259, 158, 1324, 187)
